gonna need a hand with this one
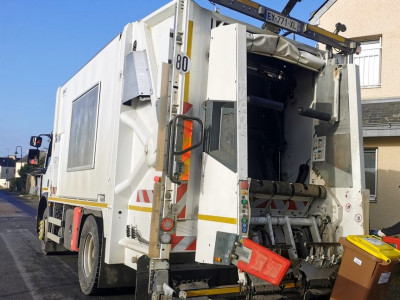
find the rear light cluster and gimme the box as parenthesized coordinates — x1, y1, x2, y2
(240, 180, 249, 234)
(161, 218, 174, 231)
(160, 217, 174, 244)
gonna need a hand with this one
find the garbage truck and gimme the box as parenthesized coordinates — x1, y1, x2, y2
(27, 0, 369, 298)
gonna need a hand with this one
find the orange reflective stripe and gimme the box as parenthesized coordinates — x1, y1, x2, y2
(182, 120, 193, 160)
(181, 120, 193, 181)
(180, 21, 193, 182)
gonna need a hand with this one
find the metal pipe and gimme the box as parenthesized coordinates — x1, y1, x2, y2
(298, 107, 331, 121)
(266, 214, 275, 245)
(251, 216, 314, 226)
(247, 95, 284, 112)
(249, 180, 326, 198)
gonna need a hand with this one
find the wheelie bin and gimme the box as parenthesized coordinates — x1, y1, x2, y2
(331, 235, 400, 300)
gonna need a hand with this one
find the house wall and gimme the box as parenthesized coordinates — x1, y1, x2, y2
(0, 179, 8, 188)
(316, 0, 400, 100)
(0, 167, 15, 188)
(0, 167, 15, 180)
(364, 137, 400, 231)
(14, 162, 25, 178)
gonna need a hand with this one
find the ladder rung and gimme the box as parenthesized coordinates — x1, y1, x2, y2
(48, 217, 62, 226)
(47, 232, 62, 243)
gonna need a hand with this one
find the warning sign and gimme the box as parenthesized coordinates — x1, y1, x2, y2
(313, 136, 326, 162)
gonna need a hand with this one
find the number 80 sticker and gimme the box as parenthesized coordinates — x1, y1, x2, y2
(175, 53, 191, 74)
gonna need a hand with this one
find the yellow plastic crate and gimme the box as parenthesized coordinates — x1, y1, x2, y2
(347, 235, 400, 263)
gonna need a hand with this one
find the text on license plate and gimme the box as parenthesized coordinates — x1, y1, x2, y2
(265, 10, 299, 32)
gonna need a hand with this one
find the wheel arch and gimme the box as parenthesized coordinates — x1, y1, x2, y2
(77, 210, 135, 292)
(77, 209, 103, 248)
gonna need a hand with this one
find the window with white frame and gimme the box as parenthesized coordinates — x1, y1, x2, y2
(67, 84, 100, 171)
(364, 149, 377, 201)
(353, 39, 381, 87)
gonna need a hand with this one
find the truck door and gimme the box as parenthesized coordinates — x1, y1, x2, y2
(310, 63, 369, 238)
(195, 24, 248, 264)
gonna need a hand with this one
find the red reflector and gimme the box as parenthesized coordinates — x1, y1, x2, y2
(161, 218, 174, 231)
(237, 238, 290, 286)
(71, 207, 83, 252)
(154, 176, 161, 182)
(240, 181, 249, 190)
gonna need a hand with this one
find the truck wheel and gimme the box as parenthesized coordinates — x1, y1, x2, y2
(39, 207, 54, 255)
(78, 215, 103, 295)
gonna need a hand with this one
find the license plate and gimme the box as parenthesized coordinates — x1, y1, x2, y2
(265, 10, 299, 32)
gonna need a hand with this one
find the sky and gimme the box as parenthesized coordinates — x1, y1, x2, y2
(0, 0, 326, 158)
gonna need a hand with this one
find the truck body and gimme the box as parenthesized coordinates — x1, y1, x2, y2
(30, 0, 368, 298)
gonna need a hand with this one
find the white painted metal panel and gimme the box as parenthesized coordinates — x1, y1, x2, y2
(196, 154, 238, 264)
(107, 18, 173, 263)
(310, 64, 367, 240)
(206, 25, 239, 101)
(196, 24, 249, 264)
(57, 34, 121, 201)
(236, 25, 249, 181)
(347, 63, 369, 234)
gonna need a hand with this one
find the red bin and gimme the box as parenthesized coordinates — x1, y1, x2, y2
(237, 238, 291, 285)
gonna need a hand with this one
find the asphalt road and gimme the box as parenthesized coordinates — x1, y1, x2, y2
(1, 189, 399, 300)
(0, 190, 134, 300)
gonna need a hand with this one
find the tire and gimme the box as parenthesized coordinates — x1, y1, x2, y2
(39, 207, 55, 255)
(78, 215, 103, 295)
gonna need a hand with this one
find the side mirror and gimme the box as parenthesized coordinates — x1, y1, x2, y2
(27, 149, 40, 165)
(30, 136, 42, 148)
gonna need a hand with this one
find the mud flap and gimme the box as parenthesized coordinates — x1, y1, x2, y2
(213, 231, 291, 286)
(135, 256, 151, 300)
(98, 238, 136, 289)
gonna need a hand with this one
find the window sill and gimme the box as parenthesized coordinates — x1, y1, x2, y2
(361, 85, 381, 89)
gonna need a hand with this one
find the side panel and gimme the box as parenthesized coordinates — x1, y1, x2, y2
(348, 64, 369, 233)
(56, 35, 121, 201)
(196, 24, 247, 264)
(108, 20, 168, 264)
(109, 6, 178, 264)
(310, 64, 367, 239)
(174, 0, 215, 242)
